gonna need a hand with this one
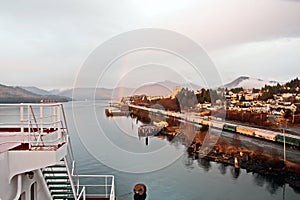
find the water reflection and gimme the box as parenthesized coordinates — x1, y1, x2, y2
(197, 158, 211, 172)
(106, 108, 300, 195)
(218, 163, 227, 175)
(254, 174, 265, 187)
(145, 136, 149, 146)
(253, 173, 285, 195)
(183, 155, 195, 170)
(230, 167, 240, 179)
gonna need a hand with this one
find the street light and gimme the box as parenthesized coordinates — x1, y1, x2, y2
(277, 120, 287, 163)
(282, 119, 289, 163)
(283, 121, 286, 163)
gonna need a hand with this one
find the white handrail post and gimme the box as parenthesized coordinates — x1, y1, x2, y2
(79, 187, 86, 200)
(110, 176, 115, 200)
(83, 187, 86, 200)
(20, 104, 24, 133)
(64, 157, 78, 200)
(72, 160, 75, 176)
(77, 177, 80, 196)
(57, 105, 61, 144)
(52, 106, 56, 130)
(40, 106, 43, 134)
(105, 176, 108, 197)
(27, 105, 31, 148)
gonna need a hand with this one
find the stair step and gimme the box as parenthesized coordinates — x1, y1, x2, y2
(49, 164, 66, 168)
(47, 181, 70, 185)
(51, 191, 73, 195)
(49, 186, 72, 190)
(52, 194, 74, 199)
(45, 176, 69, 179)
(43, 170, 68, 174)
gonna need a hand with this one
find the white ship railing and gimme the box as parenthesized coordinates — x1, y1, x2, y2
(0, 103, 67, 148)
(64, 134, 115, 200)
(0, 103, 115, 200)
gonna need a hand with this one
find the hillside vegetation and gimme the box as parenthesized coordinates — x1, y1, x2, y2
(0, 84, 71, 103)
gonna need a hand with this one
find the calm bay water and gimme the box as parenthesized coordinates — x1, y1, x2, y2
(64, 101, 300, 200)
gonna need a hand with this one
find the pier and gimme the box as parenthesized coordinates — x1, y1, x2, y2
(105, 108, 131, 117)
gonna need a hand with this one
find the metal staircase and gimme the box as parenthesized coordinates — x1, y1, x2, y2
(43, 159, 74, 200)
(41, 103, 115, 200)
(43, 148, 115, 200)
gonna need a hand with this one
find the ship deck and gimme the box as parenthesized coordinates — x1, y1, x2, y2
(0, 127, 61, 153)
(0, 132, 25, 153)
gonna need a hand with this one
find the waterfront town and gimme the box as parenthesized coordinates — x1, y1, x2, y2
(106, 78, 300, 191)
(2, 1, 300, 199)
(120, 77, 300, 128)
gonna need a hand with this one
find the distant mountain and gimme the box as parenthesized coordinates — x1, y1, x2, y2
(21, 86, 52, 96)
(59, 88, 118, 100)
(0, 83, 71, 103)
(224, 76, 278, 89)
(1, 84, 39, 97)
(131, 83, 173, 96)
(1, 76, 285, 103)
(52, 81, 202, 100)
(53, 87, 134, 101)
(157, 80, 201, 91)
(48, 88, 68, 95)
(132, 80, 201, 96)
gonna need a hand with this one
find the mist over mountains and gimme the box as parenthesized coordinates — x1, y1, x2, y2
(0, 76, 285, 102)
(19, 80, 202, 101)
(20, 86, 53, 96)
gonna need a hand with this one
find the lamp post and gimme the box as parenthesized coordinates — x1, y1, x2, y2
(283, 119, 288, 163)
(277, 120, 287, 163)
(283, 122, 286, 163)
(283, 183, 286, 200)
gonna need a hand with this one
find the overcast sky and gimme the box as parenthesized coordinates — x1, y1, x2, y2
(1, 0, 300, 89)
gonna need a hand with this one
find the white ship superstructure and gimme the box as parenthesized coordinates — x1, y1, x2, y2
(0, 103, 115, 200)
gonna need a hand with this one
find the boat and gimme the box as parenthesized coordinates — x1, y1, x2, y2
(0, 103, 115, 200)
(138, 125, 163, 137)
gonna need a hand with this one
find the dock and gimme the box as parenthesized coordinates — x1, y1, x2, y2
(105, 108, 131, 117)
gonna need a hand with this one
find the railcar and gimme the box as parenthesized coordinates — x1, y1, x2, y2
(236, 126, 255, 136)
(275, 134, 300, 146)
(223, 124, 237, 132)
(254, 130, 276, 141)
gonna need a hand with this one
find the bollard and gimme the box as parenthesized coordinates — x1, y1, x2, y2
(133, 183, 147, 200)
(234, 157, 240, 168)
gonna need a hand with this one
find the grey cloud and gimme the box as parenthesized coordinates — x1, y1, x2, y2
(0, 0, 299, 88)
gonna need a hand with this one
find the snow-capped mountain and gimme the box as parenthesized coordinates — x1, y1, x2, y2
(224, 76, 278, 89)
